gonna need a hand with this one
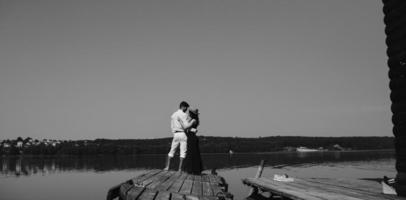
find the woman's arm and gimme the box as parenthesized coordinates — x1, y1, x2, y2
(178, 116, 196, 130)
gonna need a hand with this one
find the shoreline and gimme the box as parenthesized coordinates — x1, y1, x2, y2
(1, 148, 395, 157)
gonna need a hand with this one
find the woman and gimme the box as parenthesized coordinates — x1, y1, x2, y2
(183, 108, 203, 174)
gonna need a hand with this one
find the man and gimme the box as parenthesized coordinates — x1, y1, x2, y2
(164, 101, 196, 172)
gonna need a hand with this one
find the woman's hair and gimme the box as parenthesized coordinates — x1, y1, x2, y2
(189, 110, 200, 127)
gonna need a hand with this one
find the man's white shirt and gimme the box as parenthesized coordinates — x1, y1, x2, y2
(171, 109, 189, 133)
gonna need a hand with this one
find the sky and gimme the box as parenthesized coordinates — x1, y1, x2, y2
(0, 0, 391, 140)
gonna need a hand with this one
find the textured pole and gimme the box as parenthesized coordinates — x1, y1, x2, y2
(248, 160, 265, 196)
(254, 160, 265, 179)
(383, 0, 406, 196)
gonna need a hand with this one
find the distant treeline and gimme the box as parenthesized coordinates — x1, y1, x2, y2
(0, 136, 394, 155)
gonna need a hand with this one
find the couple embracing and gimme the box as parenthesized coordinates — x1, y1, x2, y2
(163, 101, 203, 174)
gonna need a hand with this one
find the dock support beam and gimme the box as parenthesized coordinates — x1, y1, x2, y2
(383, 0, 406, 196)
(248, 160, 266, 196)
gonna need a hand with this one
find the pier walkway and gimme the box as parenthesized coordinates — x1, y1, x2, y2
(107, 169, 233, 200)
(243, 177, 406, 200)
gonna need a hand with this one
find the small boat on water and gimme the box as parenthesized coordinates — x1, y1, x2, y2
(296, 146, 319, 152)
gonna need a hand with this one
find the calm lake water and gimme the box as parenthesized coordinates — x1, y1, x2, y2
(0, 150, 396, 200)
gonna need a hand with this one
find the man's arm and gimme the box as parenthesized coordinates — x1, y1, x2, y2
(178, 116, 195, 130)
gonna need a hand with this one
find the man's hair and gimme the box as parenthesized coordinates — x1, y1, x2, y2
(179, 101, 190, 108)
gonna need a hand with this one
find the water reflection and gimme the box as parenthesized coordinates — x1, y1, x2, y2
(0, 150, 394, 177)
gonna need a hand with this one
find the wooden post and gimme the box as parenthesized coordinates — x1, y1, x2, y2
(248, 160, 266, 196)
(254, 160, 265, 179)
(211, 168, 218, 175)
(106, 183, 121, 200)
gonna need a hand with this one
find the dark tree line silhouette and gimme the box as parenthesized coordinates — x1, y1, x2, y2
(0, 136, 394, 155)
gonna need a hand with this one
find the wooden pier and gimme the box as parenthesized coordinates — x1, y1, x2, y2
(243, 177, 406, 200)
(107, 170, 233, 200)
(242, 160, 406, 200)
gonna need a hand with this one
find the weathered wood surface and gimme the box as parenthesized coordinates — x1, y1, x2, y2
(107, 170, 233, 200)
(242, 177, 406, 200)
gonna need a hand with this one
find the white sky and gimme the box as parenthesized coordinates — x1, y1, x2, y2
(0, 0, 391, 140)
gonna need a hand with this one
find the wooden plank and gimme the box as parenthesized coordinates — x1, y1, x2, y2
(176, 174, 194, 194)
(207, 175, 216, 184)
(147, 171, 174, 189)
(244, 178, 375, 200)
(115, 171, 231, 200)
(154, 191, 171, 200)
(286, 179, 389, 200)
(315, 179, 402, 200)
(107, 183, 121, 200)
(132, 170, 162, 186)
(133, 170, 161, 182)
(185, 195, 201, 200)
(268, 177, 397, 200)
(243, 178, 326, 200)
(194, 176, 202, 182)
(141, 171, 169, 187)
(283, 180, 361, 199)
(171, 193, 185, 200)
(285, 181, 376, 200)
(192, 179, 203, 196)
(245, 177, 406, 200)
(210, 184, 224, 198)
(126, 186, 146, 200)
(137, 189, 157, 200)
(186, 174, 195, 181)
(179, 180, 194, 195)
(120, 182, 134, 200)
(207, 174, 221, 184)
(200, 197, 217, 200)
(202, 182, 213, 196)
(307, 178, 384, 194)
(209, 175, 225, 197)
(168, 173, 188, 193)
(201, 175, 210, 182)
(155, 171, 181, 191)
(256, 178, 341, 200)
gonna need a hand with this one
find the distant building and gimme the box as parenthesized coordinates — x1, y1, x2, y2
(333, 144, 345, 151)
(24, 137, 33, 144)
(283, 146, 296, 152)
(16, 141, 23, 148)
(296, 146, 319, 152)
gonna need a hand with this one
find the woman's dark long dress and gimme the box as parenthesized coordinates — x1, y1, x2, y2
(183, 113, 203, 174)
